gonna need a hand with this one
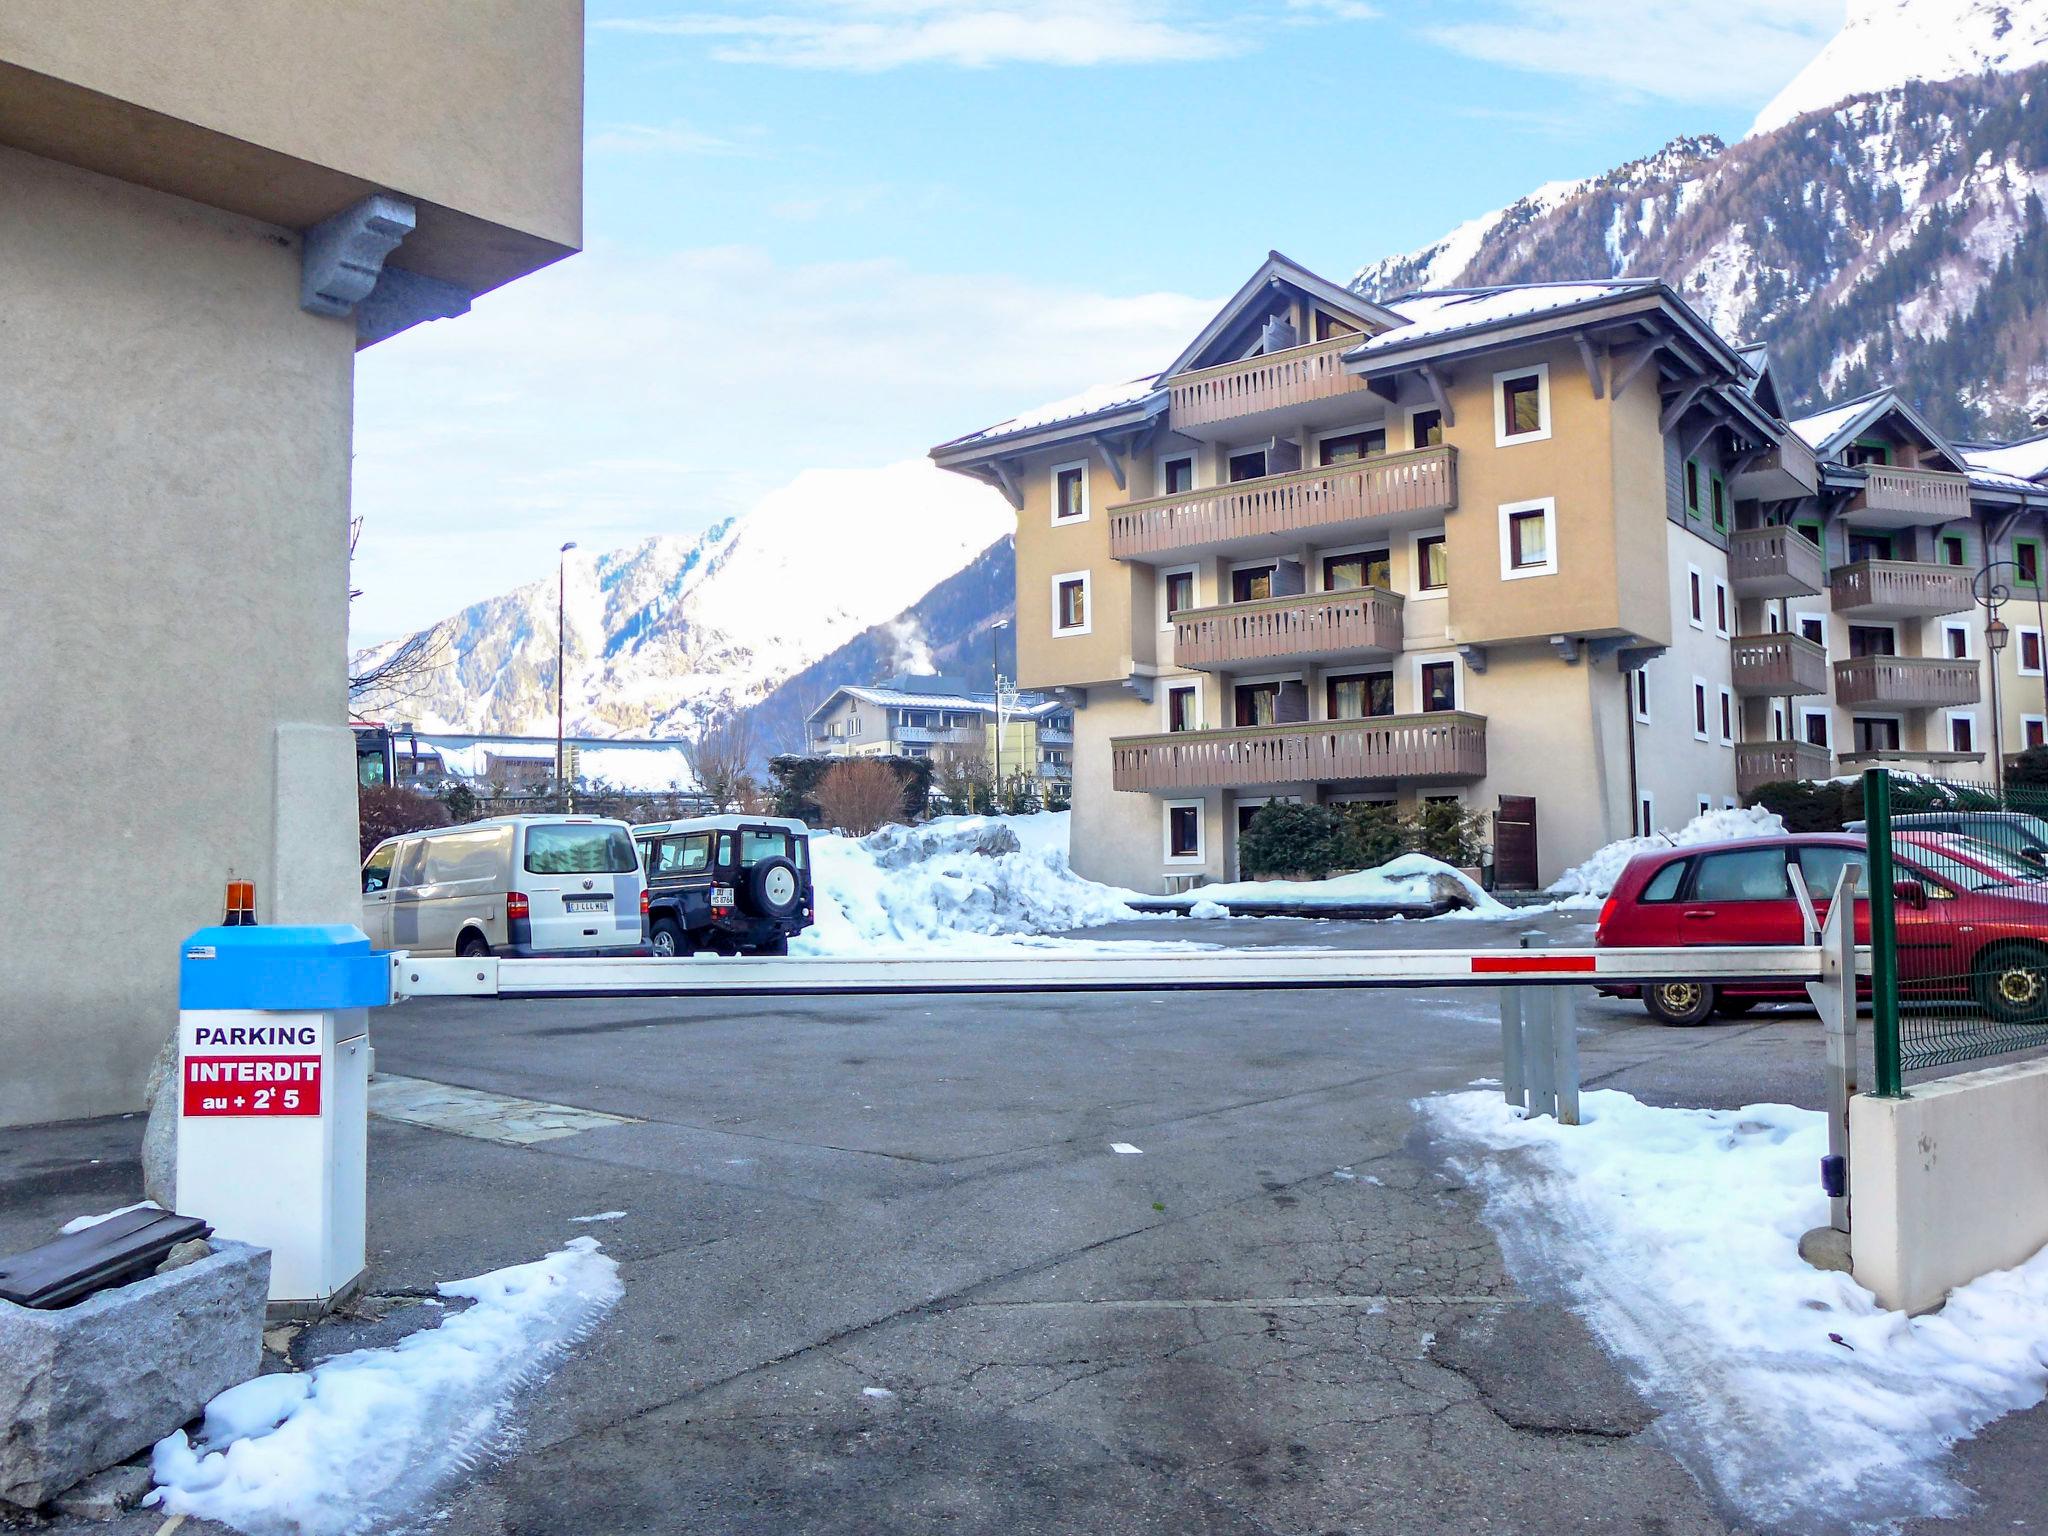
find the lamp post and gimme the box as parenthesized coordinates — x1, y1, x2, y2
(557, 540, 577, 811)
(1973, 560, 2021, 798)
(989, 618, 1011, 804)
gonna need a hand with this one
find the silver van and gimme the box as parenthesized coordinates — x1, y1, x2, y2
(360, 815, 648, 958)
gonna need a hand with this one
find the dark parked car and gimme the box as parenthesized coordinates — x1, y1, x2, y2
(633, 815, 814, 957)
(1594, 833, 2048, 1026)
(1843, 811, 2048, 869)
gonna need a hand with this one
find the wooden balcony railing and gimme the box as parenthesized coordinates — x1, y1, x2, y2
(1730, 633, 1829, 697)
(1167, 334, 1370, 431)
(1111, 712, 1486, 792)
(1728, 525, 1824, 599)
(1833, 655, 1981, 709)
(1850, 464, 1973, 523)
(1828, 559, 1974, 619)
(1172, 586, 1403, 670)
(1736, 740, 1832, 795)
(1109, 447, 1458, 560)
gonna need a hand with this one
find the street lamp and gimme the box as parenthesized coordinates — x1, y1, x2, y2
(1972, 560, 2033, 798)
(989, 618, 1011, 802)
(557, 540, 577, 811)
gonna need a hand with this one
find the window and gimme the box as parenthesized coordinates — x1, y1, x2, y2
(1688, 567, 1704, 628)
(648, 833, 713, 877)
(1942, 534, 1967, 566)
(1495, 364, 1550, 444)
(1231, 563, 1278, 602)
(1641, 858, 1687, 901)
(2022, 629, 2045, 676)
(1227, 448, 1268, 482)
(1499, 498, 1557, 579)
(1053, 462, 1088, 523)
(1693, 679, 1709, 741)
(1638, 793, 1655, 837)
(2026, 716, 2047, 750)
(1411, 408, 1443, 449)
(524, 824, 637, 875)
(1323, 549, 1390, 591)
(1950, 714, 1977, 753)
(1844, 438, 1892, 468)
(1161, 567, 1197, 628)
(1942, 623, 1970, 660)
(1848, 624, 1896, 658)
(1235, 680, 1282, 726)
(1698, 796, 1714, 819)
(1161, 455, 1195, 496)
(1718, 687, 1734, 745)
(1420, 660, 1458, 713)
(1319, 428, 1385, 465)
(2018, 540, 2042, 587)
(361, 842, 396, 893)
(1166, 683, 1199, 733)
(1795, 520, 1824, 550)
(1773, 703, 1787, 738)
(1315, 310, 1360, 341)
(1052, 571, 1090, 635)
(1853, 717, 1901, 753)
(1693, 847, 1792, 901)
(1796, 845, 1860, 899)
(1710, 474, 1727, 532)
(1632, 666, 1651, 723)
(1165, 802, 1204, 863)
(1714, 581, 1730, 638)
(1415, 534, 1448, 593)
(1847, 531, 1893, 564)
(1802, 708, 1831, 749)
(1798, 615, 1826, 648)
(1326, 670, 1394, 720)
(1685, 459, 1702, 518)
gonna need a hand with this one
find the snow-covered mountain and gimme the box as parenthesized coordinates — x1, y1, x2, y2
(352, 460, 1010, 741)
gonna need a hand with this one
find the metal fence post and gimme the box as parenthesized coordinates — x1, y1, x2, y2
(1805, 863, 1861, 1234)
(1519, 931, 1558, 1119)
(1499, 986, 1526, 1110)
(1552, 986, 1581, 1126)
(1863, 768, 1905, 1097)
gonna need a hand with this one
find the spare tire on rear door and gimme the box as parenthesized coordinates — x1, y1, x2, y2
(743, 856, 803, 921)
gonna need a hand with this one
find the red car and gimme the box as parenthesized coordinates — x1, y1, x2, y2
(1595, 832, 2048, 1026)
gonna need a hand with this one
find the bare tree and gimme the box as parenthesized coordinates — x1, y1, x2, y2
(812, 758, 906, 836)
(347, 516, 450, 711)
(931, 739, 992, 815)
(692, 713, 758, 812)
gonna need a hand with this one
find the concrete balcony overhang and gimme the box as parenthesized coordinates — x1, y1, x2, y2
(1736, 740, 1832, 795)
(1109, 447, 1458, 563)
(1111, 712, 1486, 792)
(1172, 587, 1403, 672)
(1731, 633, 1829, 697)
(1730, 436, 1820, 502)
(1728, 525, 1824, 600)
(1841, 466, 1974, 529)
(1166, 334, 1377, 440)
(1836, 749, 1987, 774)
(1829, 560, 1975, 619)
(1834, 655, 1981, 710)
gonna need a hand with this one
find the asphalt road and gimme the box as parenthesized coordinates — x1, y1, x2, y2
(2, 910, 2038, 1535)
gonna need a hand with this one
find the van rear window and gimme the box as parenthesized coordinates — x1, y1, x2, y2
(739, 830, 795, 867)
(525, 824, 637, 874)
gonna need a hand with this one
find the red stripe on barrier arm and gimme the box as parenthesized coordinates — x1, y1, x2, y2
(1469, 955, 1598, 974)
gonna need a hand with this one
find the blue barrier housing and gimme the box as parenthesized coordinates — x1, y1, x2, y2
(180, 925, 392, 1011)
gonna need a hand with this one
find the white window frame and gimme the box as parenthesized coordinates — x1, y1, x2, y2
(1638, 791, 1655, 838)
(1723, 797, 1740, 812)
(1161, 679, 1202, 733)
(1697, 796, 1713, 820)
(1050, 569, 1092, 637)
(1050, 460, 1090, 525)
(1156, 451, 1197, 500)
(1692, 677, 1710, 742)
(1315, 541, 1392, 593)
(1163, 800, 1205, 865)
(2020, 628, 2046, 677)
(1717, 685, 1735, 747)
(1686, 564, 1705, 630)
(1941, 621, 1972, 661)
(1713, 580, 1731, 640)
(1412, 650, 1463, 714)
(1800, 706, 1832, 750)
(1796, 612, 1828, 649)
(1410, 528, 1449, 600)
(1493, 361, 1552, 447)
(1946, 710, 1979, 755)
(1632, 664, 1651, 724)
(2024, 713, 2047, 750)
(1497, 496, 1558, 581)
(1310, 419, 1390, 466)
(1158, 565, 1200, 631)
(1225, 445, 1270, 483)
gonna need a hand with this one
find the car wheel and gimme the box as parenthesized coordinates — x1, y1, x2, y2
(1712, 997, 1760, 1018)
(1644, 980, 1716, 1027)
(650, 919, 687, 959)
(1974, 942, 2048, 1026)
(457, 931, 491, 959)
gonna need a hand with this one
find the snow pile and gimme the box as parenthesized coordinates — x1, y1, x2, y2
(1549, 806, 1784, 899)
(150, 1239, 622, 1536)
(798, 812, 1152, 954)
(1424, 1090, 2048, 1531)
(1178, 853, 1505, 914)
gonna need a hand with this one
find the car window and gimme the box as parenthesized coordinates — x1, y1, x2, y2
(523, 824, 637, 874)
(1639, 859, 1687, 901)
(739, 829, 793, 867)
(394, 839, 426, 889)
(1795, 846, 1863, 900)
(1898, 847, 2002, 894)
(647, 833, 712, 877)
(1940, 836, 2042, 881)
(1690, 848, 1791, 902)
(362, 843, 396, 893)
(717, 833, 734, 867)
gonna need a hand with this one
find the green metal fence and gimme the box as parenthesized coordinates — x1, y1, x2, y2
(1863, 766, 2048, 1093)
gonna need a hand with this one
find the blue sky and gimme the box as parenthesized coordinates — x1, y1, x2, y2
(350, 0, 1844, 645)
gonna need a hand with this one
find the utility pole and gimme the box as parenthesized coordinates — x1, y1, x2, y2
(990, 618, 1010, 805)
(557, 540, 577, 812)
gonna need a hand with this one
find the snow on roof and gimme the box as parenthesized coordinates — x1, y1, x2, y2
(405, 734, 698, 791)
(826, 684, 1066, 720)
(938, 374, 1165, 451)
(1789, 390, 1891, 453)
(1349, 282, 1658, 356)
(1966, 436, 2048, 485)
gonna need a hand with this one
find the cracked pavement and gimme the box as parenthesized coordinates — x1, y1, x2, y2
(3, 910, 2040, 1534)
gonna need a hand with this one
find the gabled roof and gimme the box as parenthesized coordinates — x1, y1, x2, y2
(932, 373, 1166, 456)
(1789, 387, 1965, 470)
(1733, 343, 1784, 415)
(1349, 281, 1656, 355)
(1161, 250, 1405, 380)
(1965, 433, 2048, 485)
(808, 683, 1066, 725)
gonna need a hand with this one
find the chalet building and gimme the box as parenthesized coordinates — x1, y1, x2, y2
(930, 252, 2048, 892)
(806, 675, 1075, 783)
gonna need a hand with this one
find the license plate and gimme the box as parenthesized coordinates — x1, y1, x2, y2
(565, 898, 609, 913)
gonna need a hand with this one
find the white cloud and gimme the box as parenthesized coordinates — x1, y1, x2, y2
(349, 244, 1212, 643)
(586, 120, 763, 155)
(1423, 0, 1839, 104)
(600, 0, 1242, 69)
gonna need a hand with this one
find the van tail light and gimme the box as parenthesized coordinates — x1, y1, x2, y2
(640, 889, 651, 916)
(507, 892, 530, 920)
(1596, 895, 1617, 939)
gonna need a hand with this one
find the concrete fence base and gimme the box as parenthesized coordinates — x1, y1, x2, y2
(1851, 1058, 2048, 1315)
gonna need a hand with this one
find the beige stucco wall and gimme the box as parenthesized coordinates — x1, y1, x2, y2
(1014, 454, 1136, 692)
(0, 147, 362, 1127)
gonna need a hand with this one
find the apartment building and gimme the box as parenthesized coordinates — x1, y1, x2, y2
(806, 675, 1075, 783)
(930, 252, 2048, 893)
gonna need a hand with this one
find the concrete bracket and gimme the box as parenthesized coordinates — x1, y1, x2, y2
(1549, 635, 1581, 665)
(1458, 644, 1488, 675)
(301, 194, 417, 319)
(1121, 675, 1155, 705)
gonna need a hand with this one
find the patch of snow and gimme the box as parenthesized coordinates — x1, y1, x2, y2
(1549, 806, 1785, 899)
(1187, 898, 1232, 920)
(1184, 853, 1505, 914)
(569, 1210, 626, 1224)
(1110, 1143, 1143, 1155)
(1423, 1089, 2048, 1531)
(861, 1386, 897, 1400)
(149, 1238, 622, 1536)
(59, 1200, 162, 1234)
(942, 374, 1164, 448)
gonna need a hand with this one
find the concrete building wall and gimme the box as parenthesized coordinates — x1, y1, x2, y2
(0, 147, 361, 1126)
(1636, 523, 1741, 830)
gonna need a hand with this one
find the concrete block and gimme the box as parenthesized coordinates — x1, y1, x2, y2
(0, 1239, 268, 1510)
(1851, 1058, 2048, 1314)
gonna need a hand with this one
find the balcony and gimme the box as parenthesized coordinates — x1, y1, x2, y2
(1730, 633, 1829, 697)
(1833, 655, 1980, 709)
(1172, 587, 1403, 671)
(1736, 741, 1832, 795)
(1828, 559, 1974, 619)
(1728, 525, 1824, 599)
(1167, 335, 1373, 436)
(1111, 712, 1486, 792)
(1109, 447, 1458, 562)
(1836, 749, 1987, 774)
(1845, 465, 1973, 528)
(1730, 437, 1820, 502)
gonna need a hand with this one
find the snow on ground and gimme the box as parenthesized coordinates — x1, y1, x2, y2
(1176, 854, 1506, 915)
(59, 1200, 161, 1234)
(1424, 1090, 2048, 1532)
(1548, 806, 1784, 899)
(149, 1239, 621, 1536)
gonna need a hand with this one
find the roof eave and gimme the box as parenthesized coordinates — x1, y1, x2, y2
(929, 395, 1166, 469)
